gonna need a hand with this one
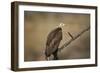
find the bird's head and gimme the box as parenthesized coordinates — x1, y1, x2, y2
(58, 23, 66, 28)
(56, 22, 67, 33)
(58, 23, 74, 40)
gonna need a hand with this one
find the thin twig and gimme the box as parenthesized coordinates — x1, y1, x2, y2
(58, 27, 90, 52)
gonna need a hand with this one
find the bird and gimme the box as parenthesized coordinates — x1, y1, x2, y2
(45, 26, 62, 60)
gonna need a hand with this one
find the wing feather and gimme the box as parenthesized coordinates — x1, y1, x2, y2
(45, 28, 62, 56)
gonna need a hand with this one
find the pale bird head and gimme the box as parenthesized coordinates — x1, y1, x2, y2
(58, 23, 66, 28)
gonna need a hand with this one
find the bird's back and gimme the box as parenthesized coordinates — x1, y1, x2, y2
(45, 27, 62, 57)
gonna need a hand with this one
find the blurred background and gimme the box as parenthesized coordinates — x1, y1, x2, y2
(24, 11, 90, 61)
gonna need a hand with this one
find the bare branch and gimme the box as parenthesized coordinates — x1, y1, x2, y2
(58, 27, 90, 52)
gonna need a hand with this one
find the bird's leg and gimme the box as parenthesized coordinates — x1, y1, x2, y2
(47, 57, 50, 61)
(53, 52, 58, 60)
(45, 56, 50, 61)
(53, 49, 58, 60)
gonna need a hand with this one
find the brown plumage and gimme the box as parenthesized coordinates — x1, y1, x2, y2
(45, 27, 62, 60)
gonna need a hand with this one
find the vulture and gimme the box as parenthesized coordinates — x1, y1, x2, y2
(45, 27, 62, 60)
